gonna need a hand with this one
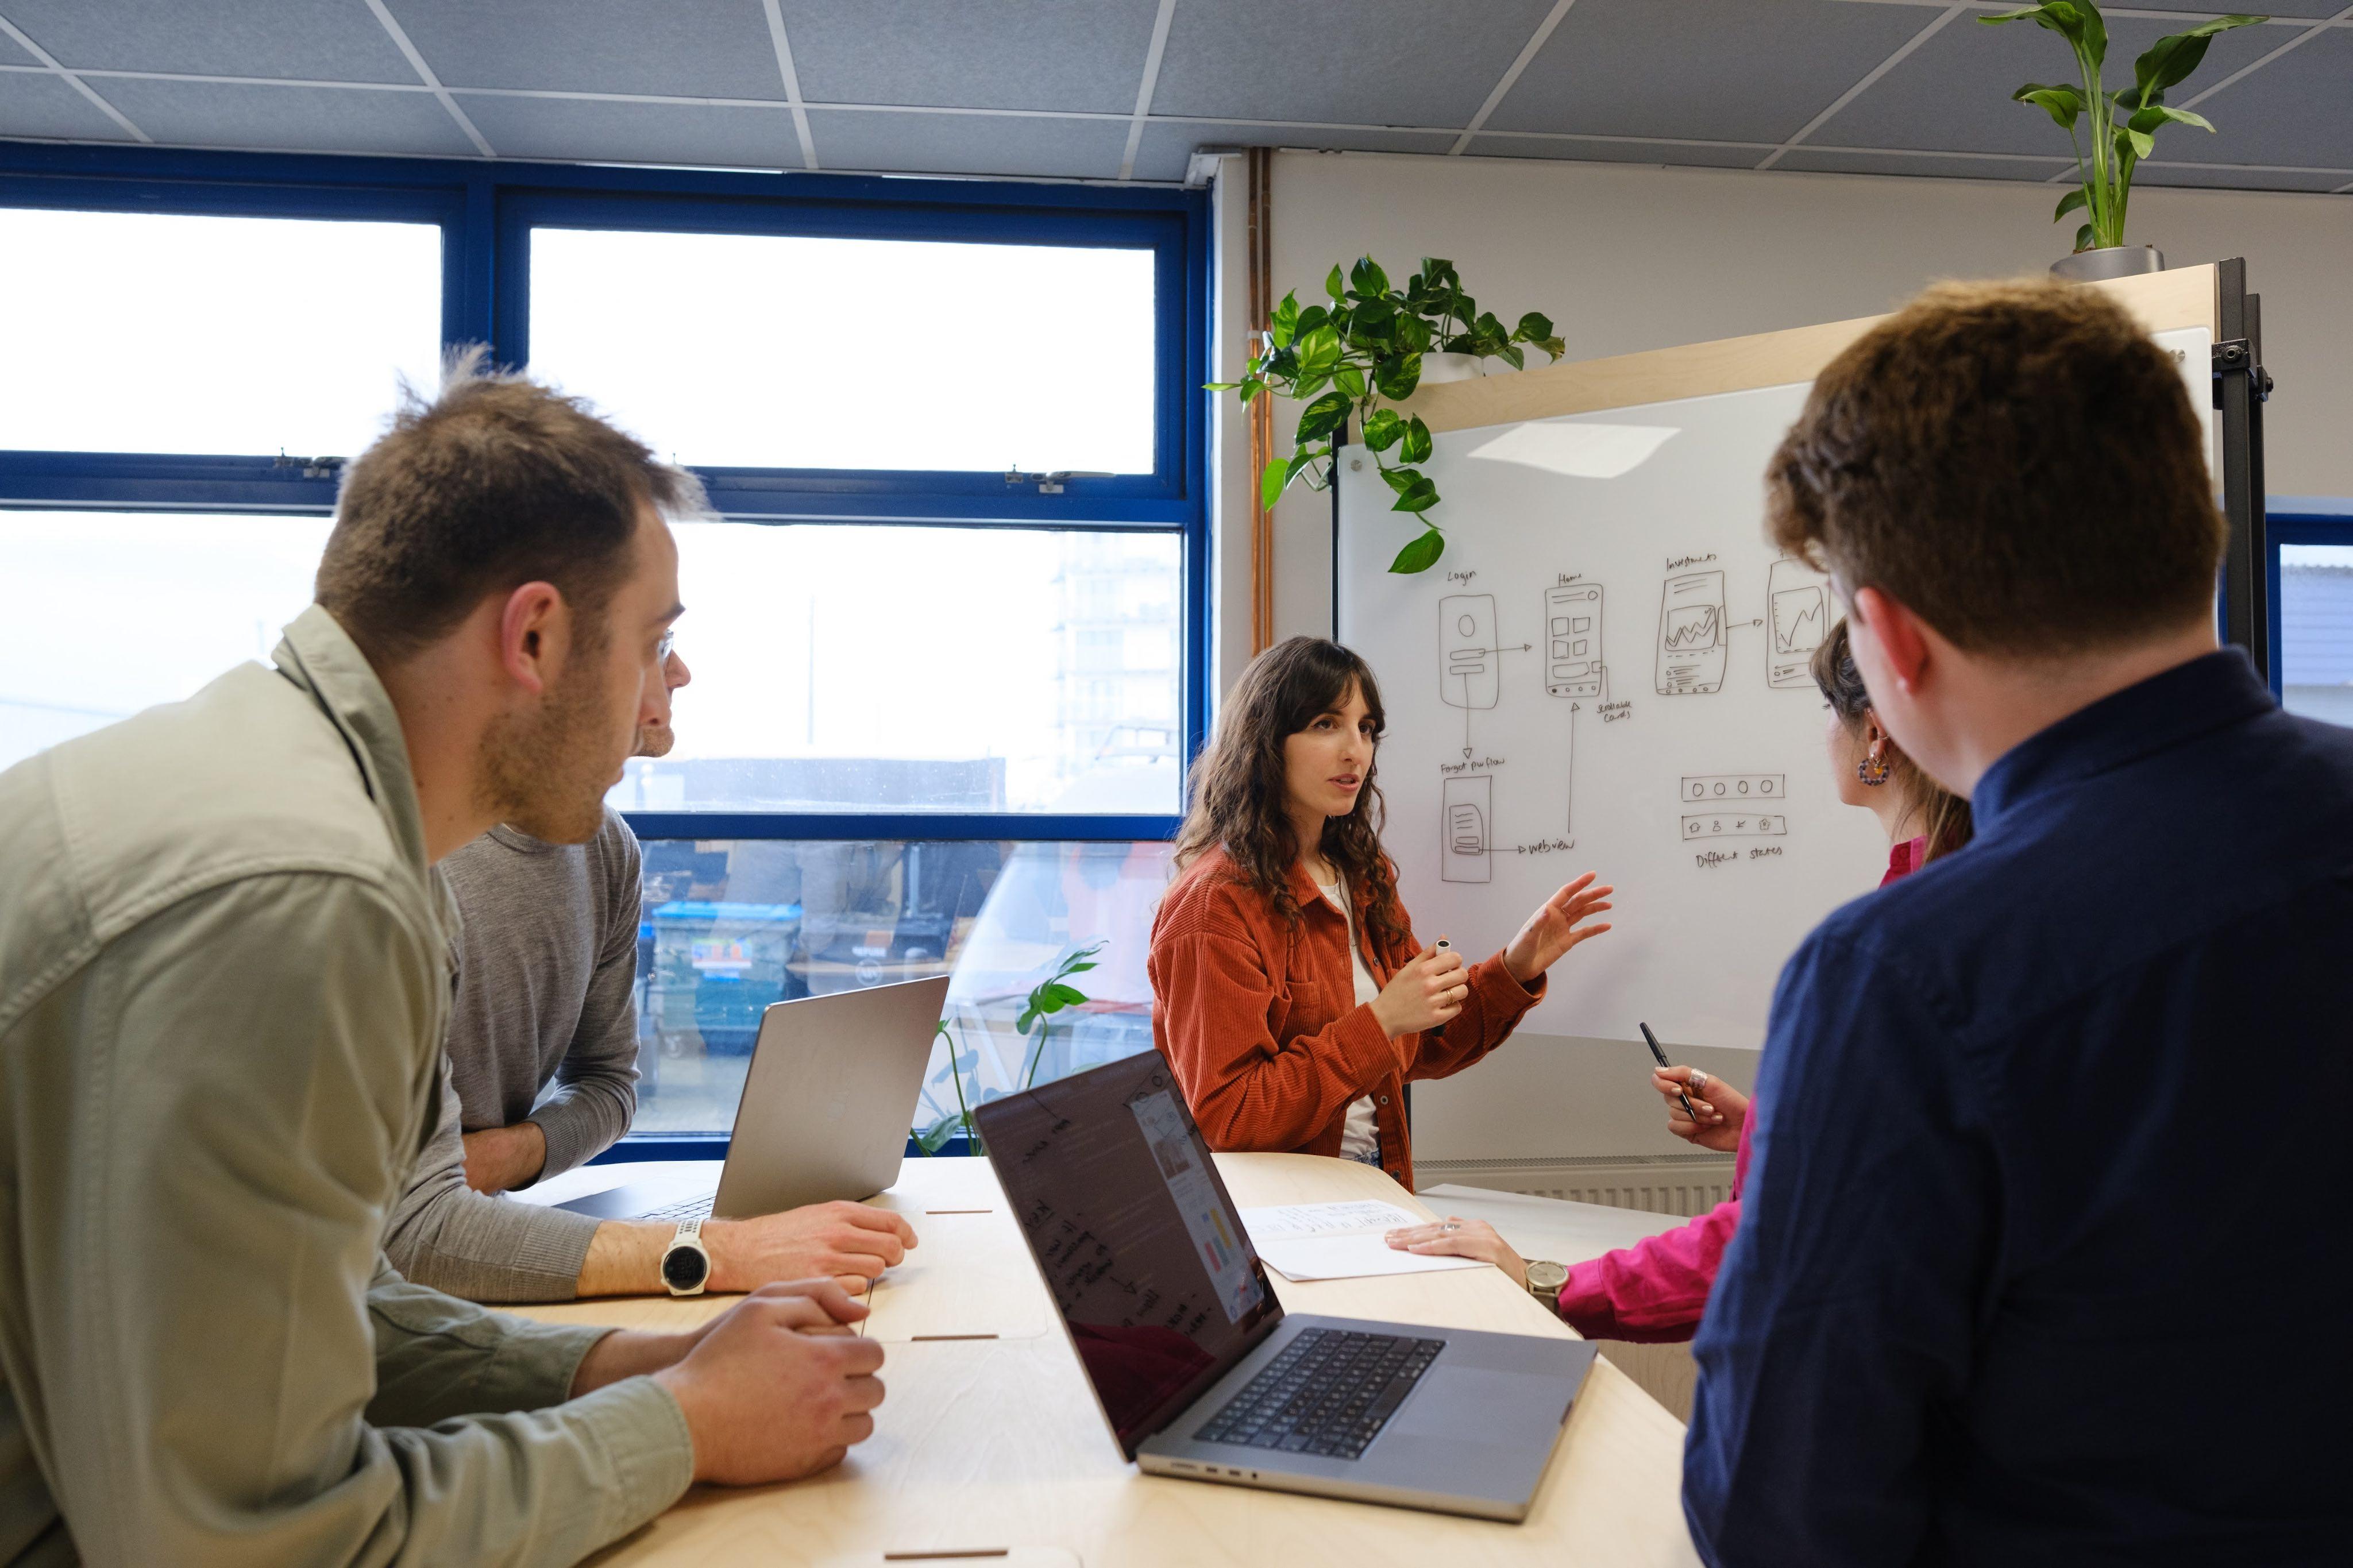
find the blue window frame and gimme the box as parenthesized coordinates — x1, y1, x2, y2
(1, 144, 1209, 1159)
(2269, 496, 2353, 720)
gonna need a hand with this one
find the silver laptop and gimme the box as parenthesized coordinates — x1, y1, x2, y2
(556, 974, 951, 1222)
(975, 1049, 1595, 1521)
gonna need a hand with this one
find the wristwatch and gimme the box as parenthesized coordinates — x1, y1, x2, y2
(1524, 1258, 1568, 1312)
(661, 1216, 712, 1297)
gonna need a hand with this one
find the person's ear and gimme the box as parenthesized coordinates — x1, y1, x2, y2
(1852, 586, 1932, 698)
(497, 581, 564, 697)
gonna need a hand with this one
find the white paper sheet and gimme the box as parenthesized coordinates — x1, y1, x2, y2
(1239, 1200, 1487, 1283)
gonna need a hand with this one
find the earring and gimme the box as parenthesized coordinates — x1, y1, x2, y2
(1857, 746, 1891, 787)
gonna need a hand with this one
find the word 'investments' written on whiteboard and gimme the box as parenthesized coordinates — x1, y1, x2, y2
(1337, 327, 2213, 1051)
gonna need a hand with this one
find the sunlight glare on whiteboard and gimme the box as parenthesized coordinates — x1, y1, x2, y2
(1464, 420, 1679, 480)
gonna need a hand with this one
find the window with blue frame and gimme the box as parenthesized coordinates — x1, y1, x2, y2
(0, 145, 1208, 1154)
(2274, 504, 2353, 730)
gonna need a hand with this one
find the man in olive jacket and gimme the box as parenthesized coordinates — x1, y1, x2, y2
(0, 359, 886, 1566)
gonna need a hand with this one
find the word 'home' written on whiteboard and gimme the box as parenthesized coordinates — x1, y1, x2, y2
(1336, 328, 2213, 1051)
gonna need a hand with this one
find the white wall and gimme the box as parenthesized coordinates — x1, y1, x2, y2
(1240, 149, 2353, 647)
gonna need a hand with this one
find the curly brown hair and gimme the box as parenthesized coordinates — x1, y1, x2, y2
(1173, 638, 1411, 961)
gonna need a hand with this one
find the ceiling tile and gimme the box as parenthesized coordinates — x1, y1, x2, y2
(807, 109, 1127, 179)
(1812, 8, 2283, 157)
(2159, 29, 2353, 171)
(782, 0, 1160, 114)
(2120, 2, 2342, 16)
(0, 0, 419, 82)
(1129, 119, 1459, 181)
(1466, 134, 1768, 170)
(0, 71, 137, 141)
(1151, 0, 1558, 128)
(0, 30, 38, 67)
(2135, 160, 2353, 194)
(1774, 146, 2073, 183)
(1487, 0, 1934, 144)
(385, 0, 788, 99)
(90, 78, 480, 156)
(457, 93, 801, 168)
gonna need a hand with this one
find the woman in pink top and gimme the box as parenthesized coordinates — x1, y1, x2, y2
(1384, 619, 1972, 1341)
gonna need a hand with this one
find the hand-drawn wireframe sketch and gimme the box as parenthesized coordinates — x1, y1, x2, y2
(1544, 583, 1604, 698)
(1766, 558, 1831, 688)
(1656, 570, 1726, 695)
(1680, 774, 1787, 804)
(1440, 594, 1501, 709)
(1441, 775, 1492, 884)
(1682, 812, 1788, 840)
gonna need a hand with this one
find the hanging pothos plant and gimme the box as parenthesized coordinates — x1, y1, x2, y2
(1985, 2, 2265, 253)
(1210, 257, 1564, 574)
(915, 942, 1102, 1156)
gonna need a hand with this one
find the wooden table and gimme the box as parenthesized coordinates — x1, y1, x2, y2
(514, 1155, 1701, 1566)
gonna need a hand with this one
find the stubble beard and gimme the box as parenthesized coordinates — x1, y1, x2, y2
(477, 638, 625, 845)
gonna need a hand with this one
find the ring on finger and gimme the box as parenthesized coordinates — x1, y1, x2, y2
(1690, 1069, 1708, 1095)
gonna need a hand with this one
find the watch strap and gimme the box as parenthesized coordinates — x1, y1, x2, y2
(664, 1217, 711, 1296)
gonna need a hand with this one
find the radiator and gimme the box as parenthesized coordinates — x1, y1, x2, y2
(1416, 1153, 1739, 1218)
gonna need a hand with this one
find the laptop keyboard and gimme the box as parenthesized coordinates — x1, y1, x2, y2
(1192, 1327, 1444, 1461)
(639, 1195, 714, 1223)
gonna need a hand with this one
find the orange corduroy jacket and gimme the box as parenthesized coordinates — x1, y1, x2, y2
(1147, 847, 1545, 1191)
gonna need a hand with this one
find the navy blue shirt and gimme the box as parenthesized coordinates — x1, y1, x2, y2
(1685, 651, 2353, 1566)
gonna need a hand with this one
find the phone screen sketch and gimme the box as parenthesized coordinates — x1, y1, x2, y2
(1656, 570, 1726, 696)
(1441, 775, 1491, 884)
(1440, 594, 1500, 709)
(1545, 584, 1603, 698)
(1766, 558, 1830, 689)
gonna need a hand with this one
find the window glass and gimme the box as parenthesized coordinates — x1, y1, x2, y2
(0, 208, 442, 458)
(526, 226, 1156, 473)
(627, 837, 1170, 1138)
(608, 522, 1182, 814)
(0, 511, 331, 773)
(2281, 542, 2353, 728)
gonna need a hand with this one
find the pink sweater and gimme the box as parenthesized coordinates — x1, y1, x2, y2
(1553, 837, 1925, 1343)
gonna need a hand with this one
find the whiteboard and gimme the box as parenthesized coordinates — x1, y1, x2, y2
(1337, 327, 2213, 1051)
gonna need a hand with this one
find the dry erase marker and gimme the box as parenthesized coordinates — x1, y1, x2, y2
(1638, 1021, 1700, 1124)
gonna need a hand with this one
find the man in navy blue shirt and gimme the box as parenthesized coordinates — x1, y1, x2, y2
(1685, 280, 2353, 1565)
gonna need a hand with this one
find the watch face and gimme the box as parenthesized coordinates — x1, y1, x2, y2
(1527, 1261, 1569, 1291)
(662, 1244, 708, 1291)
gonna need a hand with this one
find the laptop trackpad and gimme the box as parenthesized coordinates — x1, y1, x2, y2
(1390, 1368, 1577, 1446)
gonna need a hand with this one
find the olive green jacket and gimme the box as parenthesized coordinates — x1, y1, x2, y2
(0, 607, 694, 1566)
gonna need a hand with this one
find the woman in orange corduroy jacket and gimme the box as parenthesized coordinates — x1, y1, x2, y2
(1147, 637, 1615, 1190)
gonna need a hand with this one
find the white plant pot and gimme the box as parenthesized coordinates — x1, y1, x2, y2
(1418, 352, 1485, 383)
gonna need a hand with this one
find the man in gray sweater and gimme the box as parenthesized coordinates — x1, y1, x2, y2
(383, 650, 916, 1303)
(0, 360, 885, 1563)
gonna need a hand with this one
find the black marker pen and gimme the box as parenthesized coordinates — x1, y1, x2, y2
(1639, 1021, 1700, 1124)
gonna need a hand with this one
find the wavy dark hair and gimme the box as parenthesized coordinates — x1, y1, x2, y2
(1173, 638, 1410, 960)
(1810, 617, 1973, 861)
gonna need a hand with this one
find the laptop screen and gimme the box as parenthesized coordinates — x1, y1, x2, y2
(976, 1050, 1280, 1457)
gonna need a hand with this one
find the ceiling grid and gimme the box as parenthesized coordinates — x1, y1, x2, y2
(0, 1, 2339, 195)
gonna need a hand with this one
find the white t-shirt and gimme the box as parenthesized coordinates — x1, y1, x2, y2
(1316, 874, 1383, 1162)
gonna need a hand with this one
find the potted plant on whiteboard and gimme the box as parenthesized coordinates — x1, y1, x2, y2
(1982, 2, 2265, 281)
(1209, 256, 1564, 574)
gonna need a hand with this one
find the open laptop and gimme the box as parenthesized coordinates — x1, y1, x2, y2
(974, 1049, 1595, 1521)
(554, 974, 950, 1222)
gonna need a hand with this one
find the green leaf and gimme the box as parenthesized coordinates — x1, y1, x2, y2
(1349, 256, 1391, 298)
(1513, 311, 1555, 342)
(1390, 474, 1439, 514)
(2120, 124, 2155, 159)
(1401, 415, 1432, 465)
(2054, 186, 2088, 223)
(1325, 264, 1345, 301)
(1295, 390, 1352, 442)
(1044, 982, 1089, 1007)
(1333, 364, 1367, 403)
(1388, 527, 1445, 575)
(1496, 343, 1526, 371)
(1015, 1005, 1039, 1035)
(1239, 377, 1264, 403)
(1260, 455, 1294, 509)
(2135, 16, 2266, 102)
(1374, 353, 1422, 401)
(1295, 304, 1330, 337)
(1269, 291, 1298, 349)
(2074, 221, 2096, 253)
(1291, 371, 1332, 402)
(2129, 102, 2216, 136)
(1362, 408, 1405, 452)
(1203, 380, 1238, 392)
(1379, 464, 1417, 495)
(1532, 335, 1567, 362)
(1294, 323, 1341, 379)
(2012, 81, 2085, 131)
